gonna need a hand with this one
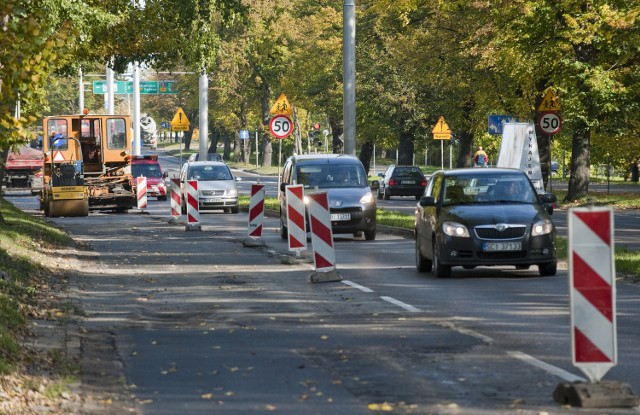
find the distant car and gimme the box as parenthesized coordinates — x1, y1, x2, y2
(187, 153, 223, 163)
(551, 160, 559, 176)
(415, 168, 557, 278)
(377, 165, 427, 200)
(179, 161, 240, 214)
(131, 155, 167, 201)
(279, 154, 378, 240)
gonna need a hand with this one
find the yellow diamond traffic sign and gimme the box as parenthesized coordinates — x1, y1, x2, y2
(538, 89, 560, 112)
(269, 92, 293, 116)
(171, 107, 190, 131)
(432, 116, 451, 140)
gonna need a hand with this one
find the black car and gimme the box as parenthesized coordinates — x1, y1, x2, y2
(415, 168, 557, 278)
(377, 165, 427, 200)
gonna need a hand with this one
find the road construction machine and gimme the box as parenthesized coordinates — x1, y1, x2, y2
(41, 111, 137, 217)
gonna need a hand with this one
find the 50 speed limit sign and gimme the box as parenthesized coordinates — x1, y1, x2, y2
(538, 111, 562, 135)
(269, 114, 293, 139)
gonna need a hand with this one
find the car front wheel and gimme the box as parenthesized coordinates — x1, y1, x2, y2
(433, 241, 451, 278)
(364, 229, 376, 241)
(415, 238, 432, 272)
(538, 262, 557, 276)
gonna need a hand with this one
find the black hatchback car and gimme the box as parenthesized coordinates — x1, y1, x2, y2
(415, 168, 557, 278)
(377, 165, 427, 200)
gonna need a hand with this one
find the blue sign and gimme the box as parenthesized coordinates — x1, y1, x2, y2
(240, 129, 250, 140)
(161, 122, 170, 129)
(488, 115, 520, 135)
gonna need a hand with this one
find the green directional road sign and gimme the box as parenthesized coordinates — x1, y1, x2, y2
(92, 80, 177, 95)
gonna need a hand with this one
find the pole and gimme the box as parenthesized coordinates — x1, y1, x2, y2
(441, 140, 444, 170)
(199, 71, 209, 160)
(132, 63, 141, 156)
(78, 68, 84, 113)
(255, 130, 259, 168)
(373, 144, 376, 175)
(106, 63, 114, 115)
(449, 142, 452, 169)
(343, 0, 356, 155)
(277, 140, 282, 196)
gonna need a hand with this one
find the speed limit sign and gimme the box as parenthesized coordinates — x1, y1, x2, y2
(538, 111, 562, 135)
(269, 114, 293, 139)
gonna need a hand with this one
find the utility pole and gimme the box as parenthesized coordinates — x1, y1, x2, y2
(343, 0, 356, 156)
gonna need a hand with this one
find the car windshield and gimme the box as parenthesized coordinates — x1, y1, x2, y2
(296, 164, 367, 188)
(443, 174, 537, 205)
(392, 167, 423, 178)
(132, 164, 162, 178)
(188, 165, 232, 181)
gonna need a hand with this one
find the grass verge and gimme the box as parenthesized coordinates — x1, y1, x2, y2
(0, 198, 75, 375)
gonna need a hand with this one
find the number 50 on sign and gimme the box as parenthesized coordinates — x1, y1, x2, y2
(269, 114, 293, 139)
(538, 111, 562, 135)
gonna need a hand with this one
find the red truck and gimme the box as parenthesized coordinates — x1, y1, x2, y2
(2, 145, 44, 195)
(131, 155, 168, 200)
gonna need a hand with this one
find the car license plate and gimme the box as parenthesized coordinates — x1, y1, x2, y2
(483, 242, 522, 251)
(401, 180, 416, 184)
(331, 213, 351, 221)
(204, 197, 222, 203)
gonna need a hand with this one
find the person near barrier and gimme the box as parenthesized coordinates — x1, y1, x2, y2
(473, 146, 489, 167)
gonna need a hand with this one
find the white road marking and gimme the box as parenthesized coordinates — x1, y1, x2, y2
(508, 351, 587, 382)
(342, 280, 375, 293)
(380, 296, 422, 312)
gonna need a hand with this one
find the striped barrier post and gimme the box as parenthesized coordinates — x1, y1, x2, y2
(136, 177, 147, 210)
(285, 184, 307, 254)
(307, 192, 341, 283)
(170, 178, 181, 219)
(185, 179, 201, 231)
(553, 206, 638, 408)
(247, 184, 265, 238)
(569, 207, 616, 381)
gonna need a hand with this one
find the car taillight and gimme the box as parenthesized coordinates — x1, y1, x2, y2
(389, 178, 397, 186)
(421, 179, 427, 186)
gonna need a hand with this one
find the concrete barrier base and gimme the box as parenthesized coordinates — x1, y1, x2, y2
(185, 223, 202, 231)
(242, 237, 266, 247)
(309, 269, 342, 283)
(553, 380, 639, 408)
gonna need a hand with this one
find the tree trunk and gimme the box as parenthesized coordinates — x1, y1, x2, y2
(398, 130, 414, 165)
(329, 118, 343, 154)
(0, 148, 9, 225)
(358, 141, 374, 175)
(457, 131, 473, 167)
(565, 121, 590, 201)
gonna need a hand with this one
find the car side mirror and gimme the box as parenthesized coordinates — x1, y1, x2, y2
(419, 196, 436, 207)
(540, 193, 557, 215)
(280, 182, 287, 192)
(162, 171, 169, 179)
(378, 173, 384, 178)
(370, 180, 380, 190)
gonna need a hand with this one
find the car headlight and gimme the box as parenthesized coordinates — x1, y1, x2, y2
(359, 192, 374, 205)
(531, 219, 553, 236)
(303, 195, 310, 205)
(443, 221, 470, 237)
(228, 188, 238, 196)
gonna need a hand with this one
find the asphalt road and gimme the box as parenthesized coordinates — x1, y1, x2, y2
(5, 191, 640, 414)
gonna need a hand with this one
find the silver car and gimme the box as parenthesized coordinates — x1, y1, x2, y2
(179, 161, 240, 214)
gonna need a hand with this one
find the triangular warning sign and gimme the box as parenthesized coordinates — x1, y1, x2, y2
(538, 90, 560, 112)
(432, 116, 451, 140)
(171, 107, 190, 131)
(270, 93, 293, 116)
(53, 151, 65, 162)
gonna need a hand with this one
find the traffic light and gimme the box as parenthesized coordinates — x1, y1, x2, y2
(310, 123, 322, 147)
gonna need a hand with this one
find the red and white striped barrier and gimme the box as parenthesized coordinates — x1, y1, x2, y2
(136, 177, 147, 209)
(285, 184, 307, 253)
(186, 179, 201, 230)
(170, 178, 181, 218)
(307, 192, 341, 282)
(569, 207, 616, 382)
(248, 184, 265, 237)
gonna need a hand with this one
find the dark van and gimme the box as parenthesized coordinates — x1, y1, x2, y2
(279, 154, 378, 240)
